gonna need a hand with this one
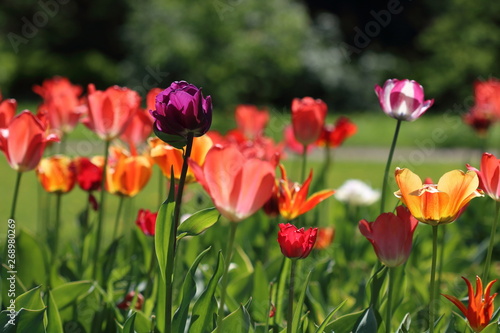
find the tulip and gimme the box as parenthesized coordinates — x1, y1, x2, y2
(375, 79, 434, 121)
(277, 223, 318, 259)
(291, 97, 327, 146)
(189, 145, 275, 222)
(0, 93, 16, 128)
(149, 135, 213, 183)
(0, 111, 59, 172)
(106, 147, 153, 197)
(284, 125, 315, 155)
(135, 209, 157, 236)
(359, 206, 418, 267)
(82, 84, 141, 141)
(36, 155, 76, 193)
(73, 157, 103, 192)
(235, 104, 269, 139)
(33, 76, 85, 134)
(315, 116, 357, 148)
(463, 105, 497, 137)
(151, 81, 212, 143)
(442, 276, 497, 332)
(473, 79, 500, 119)
(394, 168, 483, 225)
(313, 227, 335, 250)
(120, 109, 153, 152)
(117, 291, 145, 311)
(467, 153, 500, 202)
(335, 179, 380, 207)
(277, 164, 335, 221)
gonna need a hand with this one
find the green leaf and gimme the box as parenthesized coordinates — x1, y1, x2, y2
(177, 207, 220, 239)
(15, 229, 48, 288)
(46, 290, 63, 333)
(155, 170, 176, 282)
(16, 286, 44, 310)
(325, 309, 365, 332)
(482, 321, 500, 333)
(173, 247, 212, 332)
(189, 251, 225, 333)
(51, 281, 94, 310)
(396, 313, 411, 333)
(213, 303, 255, 333)
(352, 307, 378, 333)
(122, 312, 137, 333)
(275, 258, 291, 324)
(0, 308, 46, 333)
(250, 261, 270, 323)
(292, 270, 311, 333)
(314, 300, 347, 333)
(367, 264, 387, 307)
(153, 126, 187, 149)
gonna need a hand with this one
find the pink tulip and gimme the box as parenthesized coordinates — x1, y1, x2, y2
(467, 153, 500, 201)
(189, 145, 276, 222)
(0, 111, 59, 172)
(375, 79, 434, 121)
(0, 93, 16, 129)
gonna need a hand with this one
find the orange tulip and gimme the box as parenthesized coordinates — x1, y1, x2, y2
(394, 168, 483, 225)
(291, 97, 327, 146)
(0, 111, 59, 172)
(82, 84, 141, 141)
(149, 135, 213, 183)
(235, 104, 269, 139)
(106, 147, 153, 197)
(313, 227, 335, 250)
(36, 155, 76, 193)
(277, 164, 335, 220)
(0, 93, 16, 128)
(442, 276, 497, 332)
(189, 145, 275, 222)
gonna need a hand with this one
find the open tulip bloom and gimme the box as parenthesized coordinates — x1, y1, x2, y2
(442, 276, 497, 332)
(375, 79, 434, 122)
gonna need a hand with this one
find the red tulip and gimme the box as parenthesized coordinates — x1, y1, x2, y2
(0, 111, 59, 172)
(463, 105, 497, 137)
(73, 157, 103, 192)
(135, 209, 157, 236)
(358, 206, 418, 267)
(82, 84, 141, 141)
(316, 117, 357, 148)
(284, 125, 315, 155)
(474, 79, 500, 119)
(235, 104, 269, 139)
(117, 291, 145, 310)
(33, 76, 85, 134)
(442, 276, 497, 332)
(291, 97, 327, 146)
(467, 152, 500, 201)
(120, 109, 153, 152)
(277, 223, 318, 259)
(36, 155, 76, 193)
(0, 93, 16, 128)
(189, 145, 275, 222)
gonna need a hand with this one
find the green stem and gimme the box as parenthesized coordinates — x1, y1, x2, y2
(482, 201, 500, 281)
(436, 225, 446, 315)
(380, 119, 402, 214)
(164, 132, 194, 333)
(385, 267, 394, 333)
(301, 144, 308, 182)
(158, 167, 164, 208)
(10, 171, 23, 220)
(429, 225, 439, 333)
(52, 193, 63, 265)
(287, 259, 297, 333)
(217, 222, 238, 331)
(92, 139, 111, 280)
(112, 195, 125, 241)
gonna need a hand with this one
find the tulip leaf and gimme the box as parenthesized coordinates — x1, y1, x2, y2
(314, 299, 347, 333)
(481, 321, 499, 333)
(15, 286, 44, 310)
(0, 308, 46, 333)
(395, 313, 411, 333)
(46, 290, 64, 333)
(177, 207, 220, 239)
(15, 229, 48, 288)
(275, 257, 291, 323)
(213, 302, 255, 333)
(352, 307, 378, 333)
(324, 309, 366, 332)
(189, 251, 224, 333)
(292, 270, 311, 333)
(120, 312, 136, 333)
(155, 170, 177, 282)
(51, 281, 94, 310)
(173, 246, 212, 332)
(153, 126, 187, 149)
(250, 261, 270, 323)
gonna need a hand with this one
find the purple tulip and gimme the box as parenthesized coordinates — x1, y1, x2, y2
(375, 79, 434, 121)
(151, 81, 212, 141)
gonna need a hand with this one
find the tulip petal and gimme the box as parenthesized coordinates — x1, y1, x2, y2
(394, 168, 424, 217)
(437, 170, 480, 217)
(298, 189, 335, 216)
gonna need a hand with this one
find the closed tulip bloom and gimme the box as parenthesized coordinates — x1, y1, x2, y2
(277, 164, 335, 220)
(474, 79, 500, 119)
(0, 111, 59, 172)
(394, 168, 483, 225)
(235, 104, 269, 139)
(36, 155, 76, 193)
(0, 93, 16, 128)
(33, 76, 85, 134)
(120, 109, 153, 151)
(442, 276, 497, 332)
(359, 206, 418, 267)
(189, 145, 275, 222)
(467, 153, 500, 201)
(284, 125, 315, 155)
(315, 116, 357, 148)
(151, 81, 212, 140)
(135, 209, 157, 236)
(291, 97, 327, 146)
(149, 135, 213, 183)
(73, 157, 103, 192)
(83, 84, 141, 141)
(106, 147, 153, 197)
(277, 223, 318, 259)
(375, 79, 434, 121)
